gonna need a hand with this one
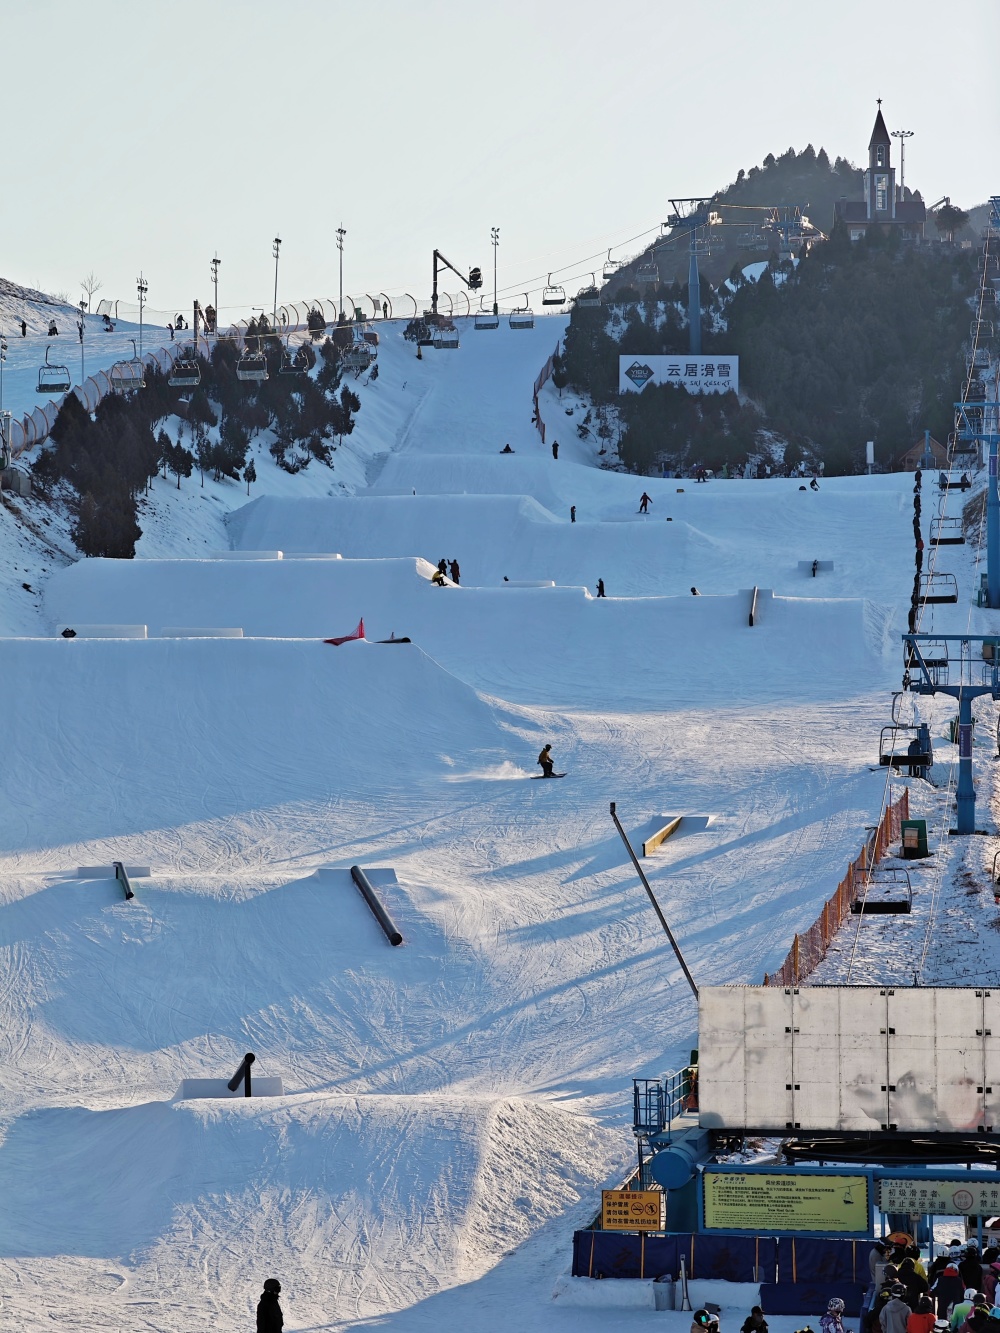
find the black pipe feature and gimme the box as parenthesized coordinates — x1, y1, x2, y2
(113, 861, 135, 901)
(227, 1051, 255, 1097)
(350, 865, 404, 946)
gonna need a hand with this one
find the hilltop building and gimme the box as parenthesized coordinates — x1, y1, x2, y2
(835, 103, 926, 242)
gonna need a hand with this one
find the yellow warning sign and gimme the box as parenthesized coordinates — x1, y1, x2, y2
(601, 1189, 663, 1231)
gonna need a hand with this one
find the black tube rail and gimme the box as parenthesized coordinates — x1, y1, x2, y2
(748, 586, 759, 627)
(350, 865, 404, 946)
(227, 1052, 255, 1096)
(113, 860, 135, 901)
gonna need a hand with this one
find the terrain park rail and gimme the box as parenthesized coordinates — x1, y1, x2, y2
(350, 865, 404, 946)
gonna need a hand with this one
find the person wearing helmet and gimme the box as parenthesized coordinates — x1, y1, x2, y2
(951, 1293, 983, 1331)
(899, 1258, 929, 1308)
(821, 1298, 847, 1333)
(932, 1265, 966, 1319)
(907, 1295, 936, 1333)
(882, 1286, 913, 1333)
(257, 1278, 283, 1333)
(692, 1310, 720, 1333)
(538, 744, 555, 778)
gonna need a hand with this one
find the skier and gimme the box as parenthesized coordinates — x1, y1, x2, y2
(437, 558, 448, 578)
(691, 587, 701, 595)
(570, 505, 576, 523)
(449, 559, 460, 586)
(810, 477, 820, 491)
(552, 440, 559, 459)
(820, 1298, 847, 1333)
(382, 301, 388, 319)
(19, 319, 26, 337)
(537, 744, 556, 778)
(596, 578, 605, 598)
(257, 1278, 283, 1333)
(811, 559, 819, 577)
(639, 491, 652, 514)
(167, 323, 175, 341)
(370, 363, 379, 381)
(48, 320, 58, 336)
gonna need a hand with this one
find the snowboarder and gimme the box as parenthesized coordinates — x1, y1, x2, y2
(167, 323, 175, 341)
(500, 443, 514, 453)
(370, 363, 379, 381)
(570, 505, 576, 523)
(538, 744, 556, 778)
(811, 559, 819, 577)
(48, 320, 58, 336)
(639, 491, 652, 513)
(449, 559, 460, 586)
(691, 587, 701, 595)
(551, 440, 559, 459)
(437, 558, 448, 578)
(431, 569, 447, 587)
(257, 1278, 283, 1333)
(820, 1298, 846, 1333)
(19, 319, 26, 337)
(596, 578, 605, 598)
(810, 477, 820, 491)
(382, 301, 388, 319)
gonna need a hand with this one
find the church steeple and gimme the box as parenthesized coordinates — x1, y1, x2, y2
(865, 98, 895, 218)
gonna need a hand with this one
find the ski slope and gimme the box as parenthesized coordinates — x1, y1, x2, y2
(0, 305, 986, 1331)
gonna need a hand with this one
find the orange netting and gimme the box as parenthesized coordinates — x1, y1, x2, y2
(763, 788, 909, 986)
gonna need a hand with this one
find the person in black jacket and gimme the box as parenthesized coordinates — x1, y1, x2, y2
(257, 1278, 283, 1333)
(742, 1307, 769, 1333)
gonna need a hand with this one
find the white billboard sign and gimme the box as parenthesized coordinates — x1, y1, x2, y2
(619, 355, 739, 396)
(698, 986, 1000, 1135)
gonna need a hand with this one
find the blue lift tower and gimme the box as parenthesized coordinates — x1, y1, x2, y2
(903, 635, 1000, 834)
(665, 197, 715, 356)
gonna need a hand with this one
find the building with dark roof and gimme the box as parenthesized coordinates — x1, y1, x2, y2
(835, 104, 926, 242)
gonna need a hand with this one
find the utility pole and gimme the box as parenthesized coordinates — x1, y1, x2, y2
(272, 237, 281, 325)
(491, 226, 500, 316)
(210, 253, 220, 335)
(337, 227, 346, 321)
(136, 273, 148, 358)
(891, 128, 914, 197)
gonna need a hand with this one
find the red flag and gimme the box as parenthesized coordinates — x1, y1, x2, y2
(324, 618, 365, 647)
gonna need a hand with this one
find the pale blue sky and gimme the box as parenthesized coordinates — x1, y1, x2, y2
(6, 0, 997, 323)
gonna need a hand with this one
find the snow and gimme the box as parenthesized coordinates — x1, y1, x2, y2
(0, 299, 990, 1330)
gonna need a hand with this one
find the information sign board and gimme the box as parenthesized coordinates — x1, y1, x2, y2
(601, 1189, 663, 1231)
(619, 355, 739, 396)
(878, 1177, 1000, 1217)
(703, 1171, 869, 1234)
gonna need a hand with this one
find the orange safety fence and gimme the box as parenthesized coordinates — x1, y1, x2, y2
(763, 788, 909, 986)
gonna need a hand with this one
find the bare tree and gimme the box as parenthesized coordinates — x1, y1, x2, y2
(80, 271, 103, 312)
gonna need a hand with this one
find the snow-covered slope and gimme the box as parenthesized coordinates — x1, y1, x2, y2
(0, 296, 987, 1332)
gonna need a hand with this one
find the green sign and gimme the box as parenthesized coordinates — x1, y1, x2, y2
(703, 1172, 869, 1234)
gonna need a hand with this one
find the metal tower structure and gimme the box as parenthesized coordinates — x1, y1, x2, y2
(666, 198, 713, 356)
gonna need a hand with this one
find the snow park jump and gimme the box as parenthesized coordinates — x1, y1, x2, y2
(0, 31, 997, 1326)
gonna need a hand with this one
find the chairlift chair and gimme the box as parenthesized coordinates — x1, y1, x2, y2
(474, 305, 499, 330)
(432, 326, 459, 350)
(879, 725, 932, 774)
(850, 866, 913, 915)
(236, 349, 268, 382)
(110, 340, 146, 394)
(575, 274, 601, 308)
(342, 339, 375, 373)
(167, 358, 201, 388)
(919, 572, 959, 604)
(36, 346, 71, 395)
(929, 516, 966, 546)
(972, 319, 995, 339)
(636, 260, 659, 285)
(603, 250, 618, 280)
(541, 273, 566, 306)
(509, 297, 534, 331)
(279, 340, 307, 375)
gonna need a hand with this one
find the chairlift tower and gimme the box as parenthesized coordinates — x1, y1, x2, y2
(903, 635, 1000, 833)
(665, 198, 714, 356)
(430, 249, 483, 320)
(136, 273, 147, 358)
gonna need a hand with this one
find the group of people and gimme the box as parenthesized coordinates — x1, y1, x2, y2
(866, 1238, 1000, 1333)
(431, 558, 461, 587)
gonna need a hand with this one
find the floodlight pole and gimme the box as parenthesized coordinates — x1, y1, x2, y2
(891, 129, 914, 196)
(136, 274, 148, 358)
(272, 237, 282, 325)
(491, 226, 500, 316)
(211, 254, 220, 336)
(337, 227, 346, 320)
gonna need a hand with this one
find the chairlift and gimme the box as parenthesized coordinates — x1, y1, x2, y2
(342, 339, 375, 373)
(575, 274, 601, 308)
(168, 358, 201, 388)
(850, 866, 913, 915)
(919, 572, 959, 604)
(929, 515, 965, 546)
(279, 340, 307, 375)
(109, 340, 146, 394)
(603, 250, 618, 281)
(636, 260, 659, 285)
(879, 725, 932, 774)
(36, 345, 71, 395)
(542, 273, 566, 306)
(433, 325, 460, 350)
(972, 319, 995, 339)
(509, 297, 534, 331)
(474, 303, 499, 330)
(236, 348, 268, 382)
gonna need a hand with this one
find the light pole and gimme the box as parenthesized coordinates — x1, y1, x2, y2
(272, 237, 281, 326)
(210, 253, 220, 335)
(491, 226, 499, 316)
(891, 128, 914, 197)
(336, 227, 346, 321)
(136, 273, 148, 358)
